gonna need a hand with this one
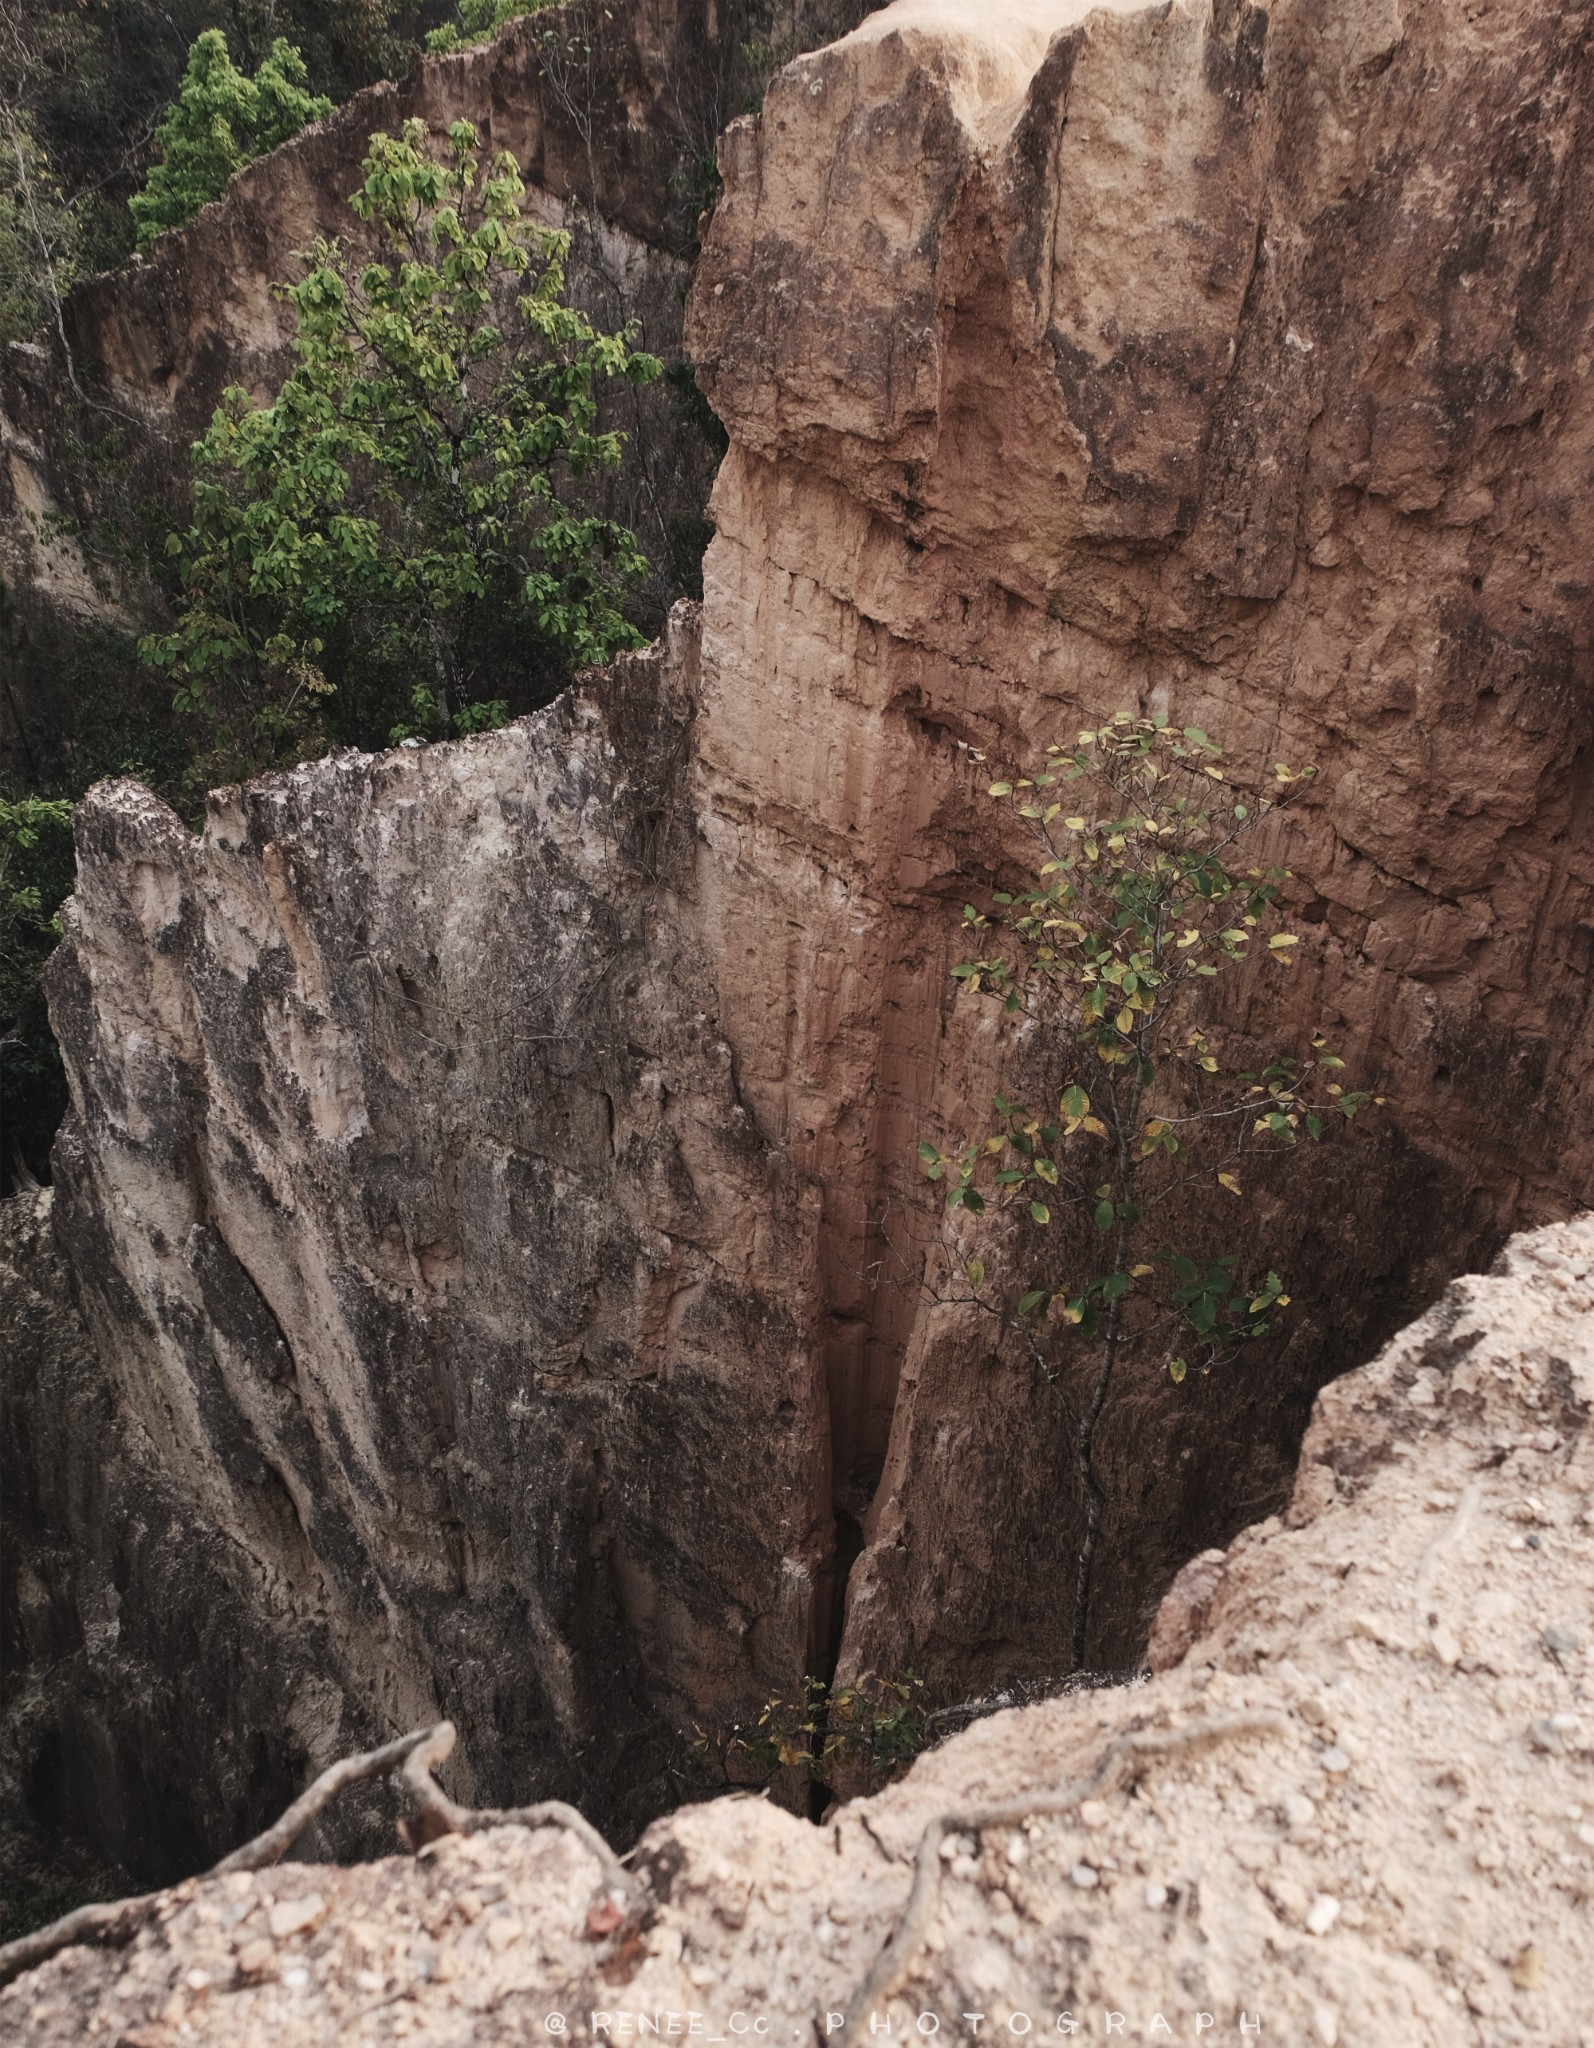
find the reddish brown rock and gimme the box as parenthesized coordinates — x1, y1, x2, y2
(6, 0, 1594, 1906)
(685, 0, 1594, 1684)
(5, 1212, 1592, 2046)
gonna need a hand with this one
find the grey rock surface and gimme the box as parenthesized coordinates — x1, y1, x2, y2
(16, 614, 825, 1873)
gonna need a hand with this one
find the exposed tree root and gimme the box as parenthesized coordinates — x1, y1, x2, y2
(838, 1712, 1288, 2048)
(396, 1721, 634, 1892)
(0, 1717, 629, 1992)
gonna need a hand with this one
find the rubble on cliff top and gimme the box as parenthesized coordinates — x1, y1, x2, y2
(6, 1214, 1591, 2047)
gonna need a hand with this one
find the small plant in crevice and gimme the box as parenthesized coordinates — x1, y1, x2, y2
(695, 1672, 929, 1800)
(919, 712, 1382, 1670)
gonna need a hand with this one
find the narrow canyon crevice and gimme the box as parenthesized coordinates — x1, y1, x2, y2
(2, 0, 1592, 1918)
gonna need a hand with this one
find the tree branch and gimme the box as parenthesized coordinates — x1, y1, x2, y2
(0, 1718, 630, 1992)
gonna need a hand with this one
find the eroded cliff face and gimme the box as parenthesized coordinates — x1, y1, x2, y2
(6, 1214, 1592, 2045)
(19, 615, 826, 1866)
(684, 0, 1594, 1683)
(7, 0, 1594, 1896)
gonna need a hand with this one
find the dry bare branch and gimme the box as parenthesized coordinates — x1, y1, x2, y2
(0, 1716, 629, 1991)
(399, 1720, 635, 1895)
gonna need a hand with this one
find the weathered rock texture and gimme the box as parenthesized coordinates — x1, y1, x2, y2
(6, 1214, 1593, 2046)
(0, 1179, 400, 1907)
(20, 612, 828, 1863)
(7, 0, 1594, 1903)
(685, 0, 1594, 1685)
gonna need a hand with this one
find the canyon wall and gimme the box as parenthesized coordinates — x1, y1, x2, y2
(686, 0, 1594, 1685)
(6, 1212, 1592, 2044)
(14, 615, 829, 1872)
(5, 0, 1594, 1894)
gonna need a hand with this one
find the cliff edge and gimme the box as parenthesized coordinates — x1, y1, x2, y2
(6, 0, 1593, 1923)
(5, 1212, 1591, 2045)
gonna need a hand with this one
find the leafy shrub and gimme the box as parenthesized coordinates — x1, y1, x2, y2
(922, 714, 1381, 1665)
(698, 1673, 928, 1797)
(141, 116, 661, 784)
(129, 31, 333, 254)
(425, 0, 555, 56)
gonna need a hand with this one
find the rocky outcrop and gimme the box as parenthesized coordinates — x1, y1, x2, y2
(685, 0, 1594, 1685)
(7, 0, 1594, 1901)
(0, 1180, 372, 1904)
(16, 612, 829, 1862)
(6, 1213, 1592, 2045)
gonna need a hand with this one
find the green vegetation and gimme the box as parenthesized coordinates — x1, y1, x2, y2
(142, 116, 661, 784)
(0, 100, 81, 346)
(129, 31, 333, 254)
(699, 1673, 929, 1799)
(0, 795, 75, 1185)
(921, 714, 1380, 1666)
(425, 0, 553, 55)
(0, 4, 439, 347)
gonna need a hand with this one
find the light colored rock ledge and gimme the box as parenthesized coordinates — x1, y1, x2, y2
(6, 1213, 1591, 2047)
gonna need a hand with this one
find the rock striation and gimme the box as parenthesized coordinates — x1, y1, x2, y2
(17, 614, 826, 1866)
(685, 0, 1594, 1685)
(5, 1212, 1592, 2045)
(5, 0, 1594, 1899)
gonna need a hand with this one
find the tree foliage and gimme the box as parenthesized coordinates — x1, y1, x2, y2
(0, 795, 74, 1184)
(0, 102, 82, 346)
(921, 714, 1380, 1666)
(141, 116, 662, 784)
(129, 30, 333, 254)
(425, 0, 552, 55)
(697, 1673, 929, 1798)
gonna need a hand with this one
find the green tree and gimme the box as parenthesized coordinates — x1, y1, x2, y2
(129, 30, 333, 255)
(0, 795, 74, 1185)
(142, 116, 662, 783)
(425, 0, 553, 55)
(0, 103, 81, 346)
(920, 714, 1379, 1668)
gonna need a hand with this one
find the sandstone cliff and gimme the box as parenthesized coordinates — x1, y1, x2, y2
(685, 0, 1594, 1686)
(5, 1213, 1591, 2045)
(6, 0, 1594, 1908)
(15, 614, 830, 1867)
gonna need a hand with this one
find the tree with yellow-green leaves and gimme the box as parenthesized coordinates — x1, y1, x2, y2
(130, 31, 332, 255)
(920, 714, 1380, 1667)
(142, 117, 661, 786)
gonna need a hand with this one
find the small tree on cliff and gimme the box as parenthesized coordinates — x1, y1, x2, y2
(426, 0, 554, 54)
(142, 117, 661, 784)
(919, 714, 1379, 1668)
(130, 31, 333, 254)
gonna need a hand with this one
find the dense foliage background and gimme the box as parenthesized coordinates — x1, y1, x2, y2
(1, 4, 455, 345)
